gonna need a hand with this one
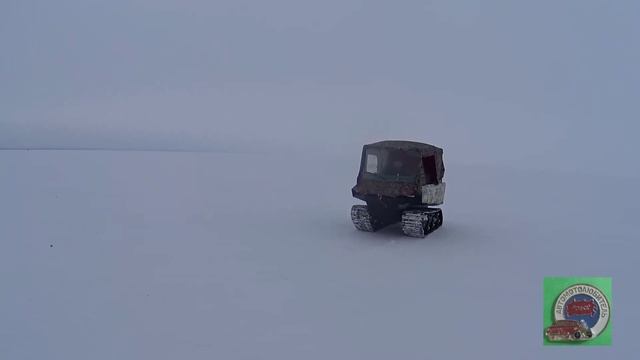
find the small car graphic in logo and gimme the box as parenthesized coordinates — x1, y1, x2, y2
(545, 319, 593, 341)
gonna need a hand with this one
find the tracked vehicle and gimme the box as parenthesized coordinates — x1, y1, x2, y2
(350, 141, 445, 237)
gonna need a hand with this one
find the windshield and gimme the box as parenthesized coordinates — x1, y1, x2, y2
(363, 148, 420, 181)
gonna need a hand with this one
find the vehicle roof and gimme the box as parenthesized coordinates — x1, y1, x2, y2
(364, 140, 443, 155)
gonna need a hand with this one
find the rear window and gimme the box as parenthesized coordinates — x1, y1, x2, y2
(362, 148, 419, 181)
(555, 320, 575, 325)
(366, 153, 378, 173)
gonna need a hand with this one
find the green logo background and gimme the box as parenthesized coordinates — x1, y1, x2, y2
(543, 277, 612, 346)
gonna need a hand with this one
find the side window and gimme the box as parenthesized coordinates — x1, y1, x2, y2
(422, 155, 437, 184)
(366, 153, 378, 173)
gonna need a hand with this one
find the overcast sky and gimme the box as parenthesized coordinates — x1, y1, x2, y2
(2, 0, 639, 174)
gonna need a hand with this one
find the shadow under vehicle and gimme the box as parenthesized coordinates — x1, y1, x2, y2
(350, 140, 445, 237)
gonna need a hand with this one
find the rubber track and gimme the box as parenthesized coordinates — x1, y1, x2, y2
(350, 205, 376, 232)
(401, 208, 443, 237)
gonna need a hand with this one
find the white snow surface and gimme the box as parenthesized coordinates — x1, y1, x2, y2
(1, 149, 638, 359)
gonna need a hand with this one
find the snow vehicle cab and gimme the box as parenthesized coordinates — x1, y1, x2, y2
(350, 140, 445, 237)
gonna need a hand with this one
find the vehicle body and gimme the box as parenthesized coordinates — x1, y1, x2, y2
(545, 320, 593, 341)
(350, 140, 445, 237)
